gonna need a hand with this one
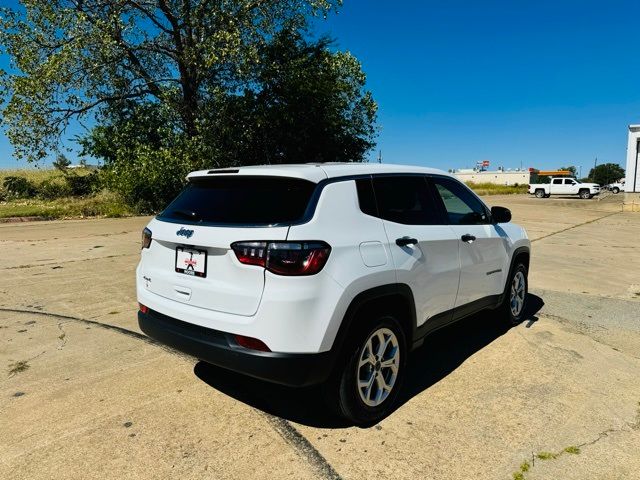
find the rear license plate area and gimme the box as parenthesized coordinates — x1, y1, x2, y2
(175, 247, 207, 278)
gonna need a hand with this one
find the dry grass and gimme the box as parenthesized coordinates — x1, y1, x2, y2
(0, 167, 92, 185)
(466, 181, 528, 196)
(0, 190, 134, 219)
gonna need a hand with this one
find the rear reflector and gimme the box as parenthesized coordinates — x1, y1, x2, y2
(231, 241, 331, 276)
(234, 335, 271, 352)
(138, 303, 149, 314)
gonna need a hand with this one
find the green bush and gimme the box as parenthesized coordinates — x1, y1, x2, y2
(103, 146, 194, 213)
(38, 178, 71, 199)
(3, 175, 37, 198)
(64, 171, 101, 196)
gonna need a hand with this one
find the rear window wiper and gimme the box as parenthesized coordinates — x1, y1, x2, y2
(170, 209, 202, 221)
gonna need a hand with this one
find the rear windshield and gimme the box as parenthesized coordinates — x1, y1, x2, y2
(158, 176, 316, 226)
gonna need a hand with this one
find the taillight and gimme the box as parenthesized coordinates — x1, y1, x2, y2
(141, 227, 152, 249)
(138, 303, 149, 314)
(231, 241, 267, 267)
(231, 241, 331, 276)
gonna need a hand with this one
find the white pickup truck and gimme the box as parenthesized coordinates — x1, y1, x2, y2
(528, 177, 601, 199)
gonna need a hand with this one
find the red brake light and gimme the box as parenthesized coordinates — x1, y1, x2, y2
(138, 303, 149, 314)
(231, 241, 331, 276)
(231, 241, 267, 267)
(234, 334, 271, 352)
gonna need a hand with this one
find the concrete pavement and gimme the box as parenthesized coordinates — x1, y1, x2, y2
(2, 194, 639, 480)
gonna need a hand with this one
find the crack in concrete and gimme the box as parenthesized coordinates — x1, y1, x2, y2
(531, 211, 621, 243)
(513, 402, 640, 479)
(263, 414, 343, 480)
(2, 253, 138, 270)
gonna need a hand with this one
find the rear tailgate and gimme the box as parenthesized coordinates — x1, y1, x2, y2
(138, 175, 318, 317)
(141, 220, 288, 316)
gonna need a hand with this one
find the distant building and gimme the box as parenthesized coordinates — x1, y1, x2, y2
(626, 125, 640, 193)
(453, 169, 530, 186)
(624, 124, 640, 211)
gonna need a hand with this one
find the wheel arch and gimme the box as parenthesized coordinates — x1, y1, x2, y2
(502, 246, 530, 298)
(327, 284, 416, 366)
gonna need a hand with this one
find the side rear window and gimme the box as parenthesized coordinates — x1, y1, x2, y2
(158, 176, 316, 226)
(370, 176, 440, 225)
(355, 178, 378, 217)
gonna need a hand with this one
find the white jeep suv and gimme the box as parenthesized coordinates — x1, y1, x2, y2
(137, 163, 531, 424)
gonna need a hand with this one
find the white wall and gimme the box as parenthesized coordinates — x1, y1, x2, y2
(454, 171, 530, 186)
(626, 125, 640, 193)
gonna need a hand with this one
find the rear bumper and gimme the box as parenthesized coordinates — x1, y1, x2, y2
(138, 309, 334, 387)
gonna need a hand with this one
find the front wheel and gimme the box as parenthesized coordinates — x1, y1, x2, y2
(579, 189, 591, 199)
(500, 263, 528, 325)
(327, 315, 407, 425)
(612, 187, 620, 194)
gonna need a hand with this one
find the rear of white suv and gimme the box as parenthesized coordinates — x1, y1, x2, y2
(137, 164, 531, 424)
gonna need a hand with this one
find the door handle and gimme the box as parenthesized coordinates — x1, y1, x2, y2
(396, 236, 418, 247)
(461, 234, 476, 243)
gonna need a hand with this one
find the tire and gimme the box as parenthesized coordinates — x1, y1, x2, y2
(535, 189, 545, 198)
(500, 263, 528, 325)
(544, 194, 551, 198)
(579, 189, 591, 199)
(612, 187, 620, 194)
(326, 314, 407, 426)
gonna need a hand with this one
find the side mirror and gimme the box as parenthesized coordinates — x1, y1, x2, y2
(491, 206, 511, 223)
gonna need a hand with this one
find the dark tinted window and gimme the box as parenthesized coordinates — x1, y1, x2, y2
(371, 176, 440, 225)
(553, 178, 562, 184)
(355, 178, 377, 217)
(158, 176, 316, 225)
(432, 177, 490, 225)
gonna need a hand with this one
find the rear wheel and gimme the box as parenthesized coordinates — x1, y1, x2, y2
(612, 187, 620, 194)
(535, 189, 545, 198)
(500, 263, 528, 325)
(579, 189, 591, 199)
(326, 314, 407, 425)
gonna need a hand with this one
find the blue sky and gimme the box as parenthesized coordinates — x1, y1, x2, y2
(2, 0, 640, 175)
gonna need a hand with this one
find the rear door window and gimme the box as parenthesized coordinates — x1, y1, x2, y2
(158, 176, 316, 226)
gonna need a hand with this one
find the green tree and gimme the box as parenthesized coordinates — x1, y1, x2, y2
(52, 153, 71, 171)
(0, 0, 342, 162)
(588, 163, 625, 186)
(201, 30, 377, 165)
(79, 29, 377, 210)
(1, 1, 378, 211)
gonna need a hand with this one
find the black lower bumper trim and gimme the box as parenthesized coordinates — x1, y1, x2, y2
(138, 309, 333, 387)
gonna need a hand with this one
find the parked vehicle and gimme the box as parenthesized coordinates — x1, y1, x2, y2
(528, 177, 600, 199)
(137, 163, 531, 424)
(606, 180, 625, 194)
